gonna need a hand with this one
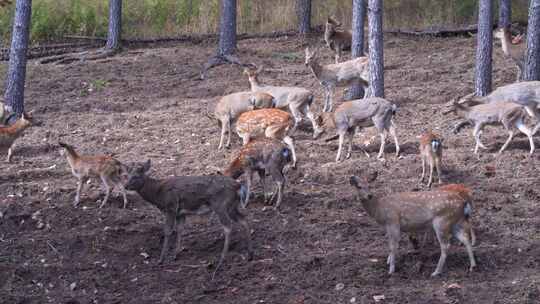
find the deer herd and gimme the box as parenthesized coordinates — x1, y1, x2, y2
(1, 17, 537, 279)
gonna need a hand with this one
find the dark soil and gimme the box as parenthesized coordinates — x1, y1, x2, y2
(1, 34, 539, 304)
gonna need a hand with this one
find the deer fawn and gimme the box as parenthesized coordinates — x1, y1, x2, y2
(494, 27, 525, 82)
(210, 91, 275, 149)
(122, 160, 253, 279)
(305, 47, 369, 112)
(324, 16, 352, 63)
(350, 173, 476, 276)
(243, 67, 321, 136)
(313, 98, 400, 162)
(58, 142, 128, 208)
(223, 138, 292, 209)
(419, 131, 443, 187)
(0, 112, 33, 162)
(235, 108, 297, 168)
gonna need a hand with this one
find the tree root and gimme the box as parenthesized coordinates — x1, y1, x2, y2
(200, 54, 255, 80)
(39, 48, 120, 65)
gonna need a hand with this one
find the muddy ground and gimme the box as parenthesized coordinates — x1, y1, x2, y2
(0, 33, 539, 304)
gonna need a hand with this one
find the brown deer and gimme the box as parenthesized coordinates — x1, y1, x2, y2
(223, 138, 292, 209)
(122, 160, 253, 279)
(209, 91, 275, 149)
(350, 173, 476, 276)
(0, 112, 33, 162)
(235, 108, 297, 167)
(324, 16, 352, 63)
(419, 131, 443, 187)
(494, 27, 525, 82)
(58, 142, 128, 208)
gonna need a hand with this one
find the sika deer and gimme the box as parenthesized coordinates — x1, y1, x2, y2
(210, 91, 275, 149)
(324, 16, 352, 64)
(350, 174, 476, 276)
(450, 100, 535, 154)
(235, 108, 297, 167)
(223, 138, 292, 209)
(313, 98, 400, 162)
(58, 142, 128, 208)
(243, 67, 321, 136)
(123, 160, 253, 278)
(494, 27, 525, 81)
(419, 131, 443, 187)
(305, 47, 369, 112)
(0, 112, 33, 162)
(456, 81, 540, 134)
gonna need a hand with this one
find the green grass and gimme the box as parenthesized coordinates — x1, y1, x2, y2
(0, 0, 530, 44)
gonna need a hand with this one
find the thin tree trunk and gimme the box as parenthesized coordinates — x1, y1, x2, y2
(218, 0, 237, 55)
(105, 0, 122, 51)
(4, 0, 32, 115)
(347, 0, 367, 100)
(368, 0, 384, 98)
(296, 0, 311, 34)
(498, 0, 511, 29)
(475, 0, 493, 96)
(524, 0, 540, 81)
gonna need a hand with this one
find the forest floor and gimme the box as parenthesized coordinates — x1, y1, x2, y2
(1, 34, 539, 304)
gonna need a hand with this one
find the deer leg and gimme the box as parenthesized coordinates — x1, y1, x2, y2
(241, 133, 250, 146)
(427, 160, 434, 188)
(473, 123, 487, 154)
(173, 215, 186, 257)
(225, 118, 232, 148)
(386, 224, 400, 274)
(213, 212, 233, 280)
(74, 176, 88, 207)
(256, 169, 269, 203)
(6, 146, 13, 162)
(498, 129, 515, 154)
(389, 123, 400, 156)
(269, 166, 286, 210)
(346, 130, 354, 159)
(336, 133, 345, 162)
(335, 47, 341, 64)
(432, 219, 451, 276)
(305, 104, 320, 137)
(516, 120, 535, 154)
(420, 156, 426, 183)
(218, 119, 227, 150)
(290, 107, 303, 135)
(453, 221, 477, 272)
(159, 214, 175, 264)
(99, 175, 113, 208)
(229, 206, 253, 261)
(282, 136, 297, 168)
(117, 182, 129, 209)
(243, 169, 254, 208)
(377, 131, 388, 159)
(435, 157, 443, 184)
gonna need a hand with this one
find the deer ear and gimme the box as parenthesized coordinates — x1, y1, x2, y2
(142, 159, 151, 172)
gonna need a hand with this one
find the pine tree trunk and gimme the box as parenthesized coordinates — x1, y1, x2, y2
(296, 0, 311, 34)
(524, 0, 540, 81)
(3, 0, 32, 115)
(368, 0, 384, 98)
(498, 0, 511, 29)
(218, 0, 237, 56)
(105, 0, 122, 51)
(475, 0, 493, 96)
(347, 0, 367, 100)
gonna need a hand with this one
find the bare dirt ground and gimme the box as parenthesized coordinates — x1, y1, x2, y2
(1, 34, 539, 304)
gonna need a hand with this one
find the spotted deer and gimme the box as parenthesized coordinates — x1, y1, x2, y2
(235, 108, 297, 167)
(350, 173, 476, 276)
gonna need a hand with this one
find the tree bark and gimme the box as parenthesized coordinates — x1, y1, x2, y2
(105, 0, 122, 51)
(296, 0, 311, 34)
(218, 0, 237, 56)
(368, 0, 384, 98)
(4, 0, 32, 115)
(498, 0, 512, 29)
(524, 0, 540, 81)
(475, 0, 493, 96)
(346, 0, 367, 100)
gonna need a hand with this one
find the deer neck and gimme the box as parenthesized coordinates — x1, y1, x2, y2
(308, 59, 324, 79)
(248, 76, 262, 91)
(137, 176, 167, 210)
(358, 192, 380, 219)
